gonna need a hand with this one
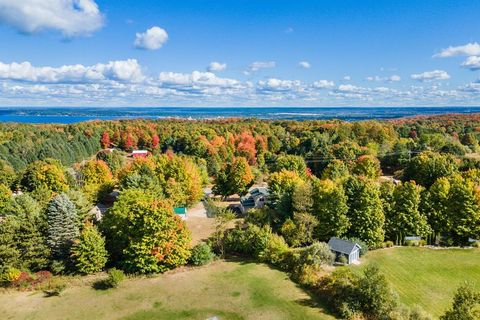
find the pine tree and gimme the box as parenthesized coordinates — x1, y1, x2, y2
(46, 194, 80, 260)
(70, 222, 107, 274)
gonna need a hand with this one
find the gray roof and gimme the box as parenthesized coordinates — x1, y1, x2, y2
(328, 237, 361, 255)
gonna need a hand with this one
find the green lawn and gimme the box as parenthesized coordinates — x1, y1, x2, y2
(351, 247, 480, 317)
(0, 261, 335, 320)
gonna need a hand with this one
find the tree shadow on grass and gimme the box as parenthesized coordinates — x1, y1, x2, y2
(223, 256, 337, 317)
(92, 279, 110, 291)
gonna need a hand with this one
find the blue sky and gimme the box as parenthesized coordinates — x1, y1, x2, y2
(0, 0, 479, 106)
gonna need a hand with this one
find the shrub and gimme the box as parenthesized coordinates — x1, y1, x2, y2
(223, 224, 272, 258)
(0, 267, 21, 286)
(405, 240, 417, 247)
(258, 233, 289, 266)
(189, 243, 215, 266)
(338, 255, 348, 265)
(298, 242, 335, 267)
(472, 241, 480, 248)
(42, 278, 67, 297)
(384, 241, 394, 248)
(291, 264, 323, 287)
(50, 260, 66, 275)
(104, 268, 125, 288)
(418, 240, 427, 247)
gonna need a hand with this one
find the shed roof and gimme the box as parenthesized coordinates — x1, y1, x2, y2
(328, 237, 361, 255)
(173, 207, 187, 214)
(250, 187, 269, 198)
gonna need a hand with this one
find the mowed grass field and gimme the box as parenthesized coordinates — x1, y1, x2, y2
(0, 261, 335, 320)
(351, 247, 480, 317)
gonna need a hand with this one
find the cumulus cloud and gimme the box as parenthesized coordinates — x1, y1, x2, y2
(411, 70, 450, 82)
(343, 75, 351, 81)
(245, 61, 276, 74)
(461, 56, 480, 71)
(158, 71, 240, 88)
(134, 26, 168, 50)
(207, 62, 227, 72)
(434, 42, 480, 58)
(0, 59, 144, 83)
(312, 80, 335, 89)
(298, 61, 311, 69)
(366, 75, 401, 82)
(0, 0, 104, 36)
(257, 78, 302, 92)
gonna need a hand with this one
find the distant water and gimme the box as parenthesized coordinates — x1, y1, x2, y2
(0, 106, 479, 124)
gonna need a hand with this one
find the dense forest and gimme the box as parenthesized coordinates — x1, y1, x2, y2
(0, 114, 479, 319)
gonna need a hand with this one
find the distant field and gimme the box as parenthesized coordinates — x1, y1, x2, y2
(0, 261, 334, 320)
(351, 247, 480, 317)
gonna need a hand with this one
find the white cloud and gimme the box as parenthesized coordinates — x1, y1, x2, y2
(246, 61, 276, 74)
(158, 71, 240, 88)
(461, 56, 480, 71)
(207, 62, 227, 72)
(285, 27, 294, 34)
(298, 61, 311, 69)
(0, 0, 103, 36)
(337, 84, 364, 92)
(411, 70, 450, 82)
(434, 42, 480, 58)
(257, 78, 301, 92)
(343, 75, 351, 81)
(366, 75, 401, 82)
(312, 80, 335, 89)
(134, 26, 168, 50)
(0, 59, 144, 83)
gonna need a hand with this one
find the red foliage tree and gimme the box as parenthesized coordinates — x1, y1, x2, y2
(151, 134, 160, 150)
(100, 132, 110, 149)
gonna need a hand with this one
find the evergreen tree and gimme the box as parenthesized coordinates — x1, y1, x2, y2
(46, 194, 80, 260)
(345, 176, 385, 247)
(9, 194, 51, 271)
(70, 222, 107, 274)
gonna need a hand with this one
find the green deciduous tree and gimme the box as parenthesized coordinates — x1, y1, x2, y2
(311, 178, 350, 240)
(345, 176, 385, 247)
(321, 159, 349, 181)
(101, 189, 191, 274)
(273, 155, 307, 177)
(441, 284, 480, 320)
(386, 181, 430, 242)
(213, 156, 253, 199)
(403, 151, 458, 187)
(70, 222, 107, 274)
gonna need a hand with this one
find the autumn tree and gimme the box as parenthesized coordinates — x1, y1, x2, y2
(20, 159, 69, 193)
(101, 189, 191, 274)
(78, 159, 114, 202)
(353, 155, 381, 179)
(213, 157, 254, 199)
(100, 132, 111, 149)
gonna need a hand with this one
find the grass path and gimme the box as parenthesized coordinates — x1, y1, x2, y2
(0, 261, 335, 320)
(351, 247, 480, 317)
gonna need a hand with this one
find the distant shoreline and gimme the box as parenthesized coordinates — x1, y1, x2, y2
(1, 106, 480, 124)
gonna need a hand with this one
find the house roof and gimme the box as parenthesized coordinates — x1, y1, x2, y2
(328, 237, 361, 255)
(250, 187, 269, 198)
(240, 196, 255, 207)
(132, 150, 148, 154)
